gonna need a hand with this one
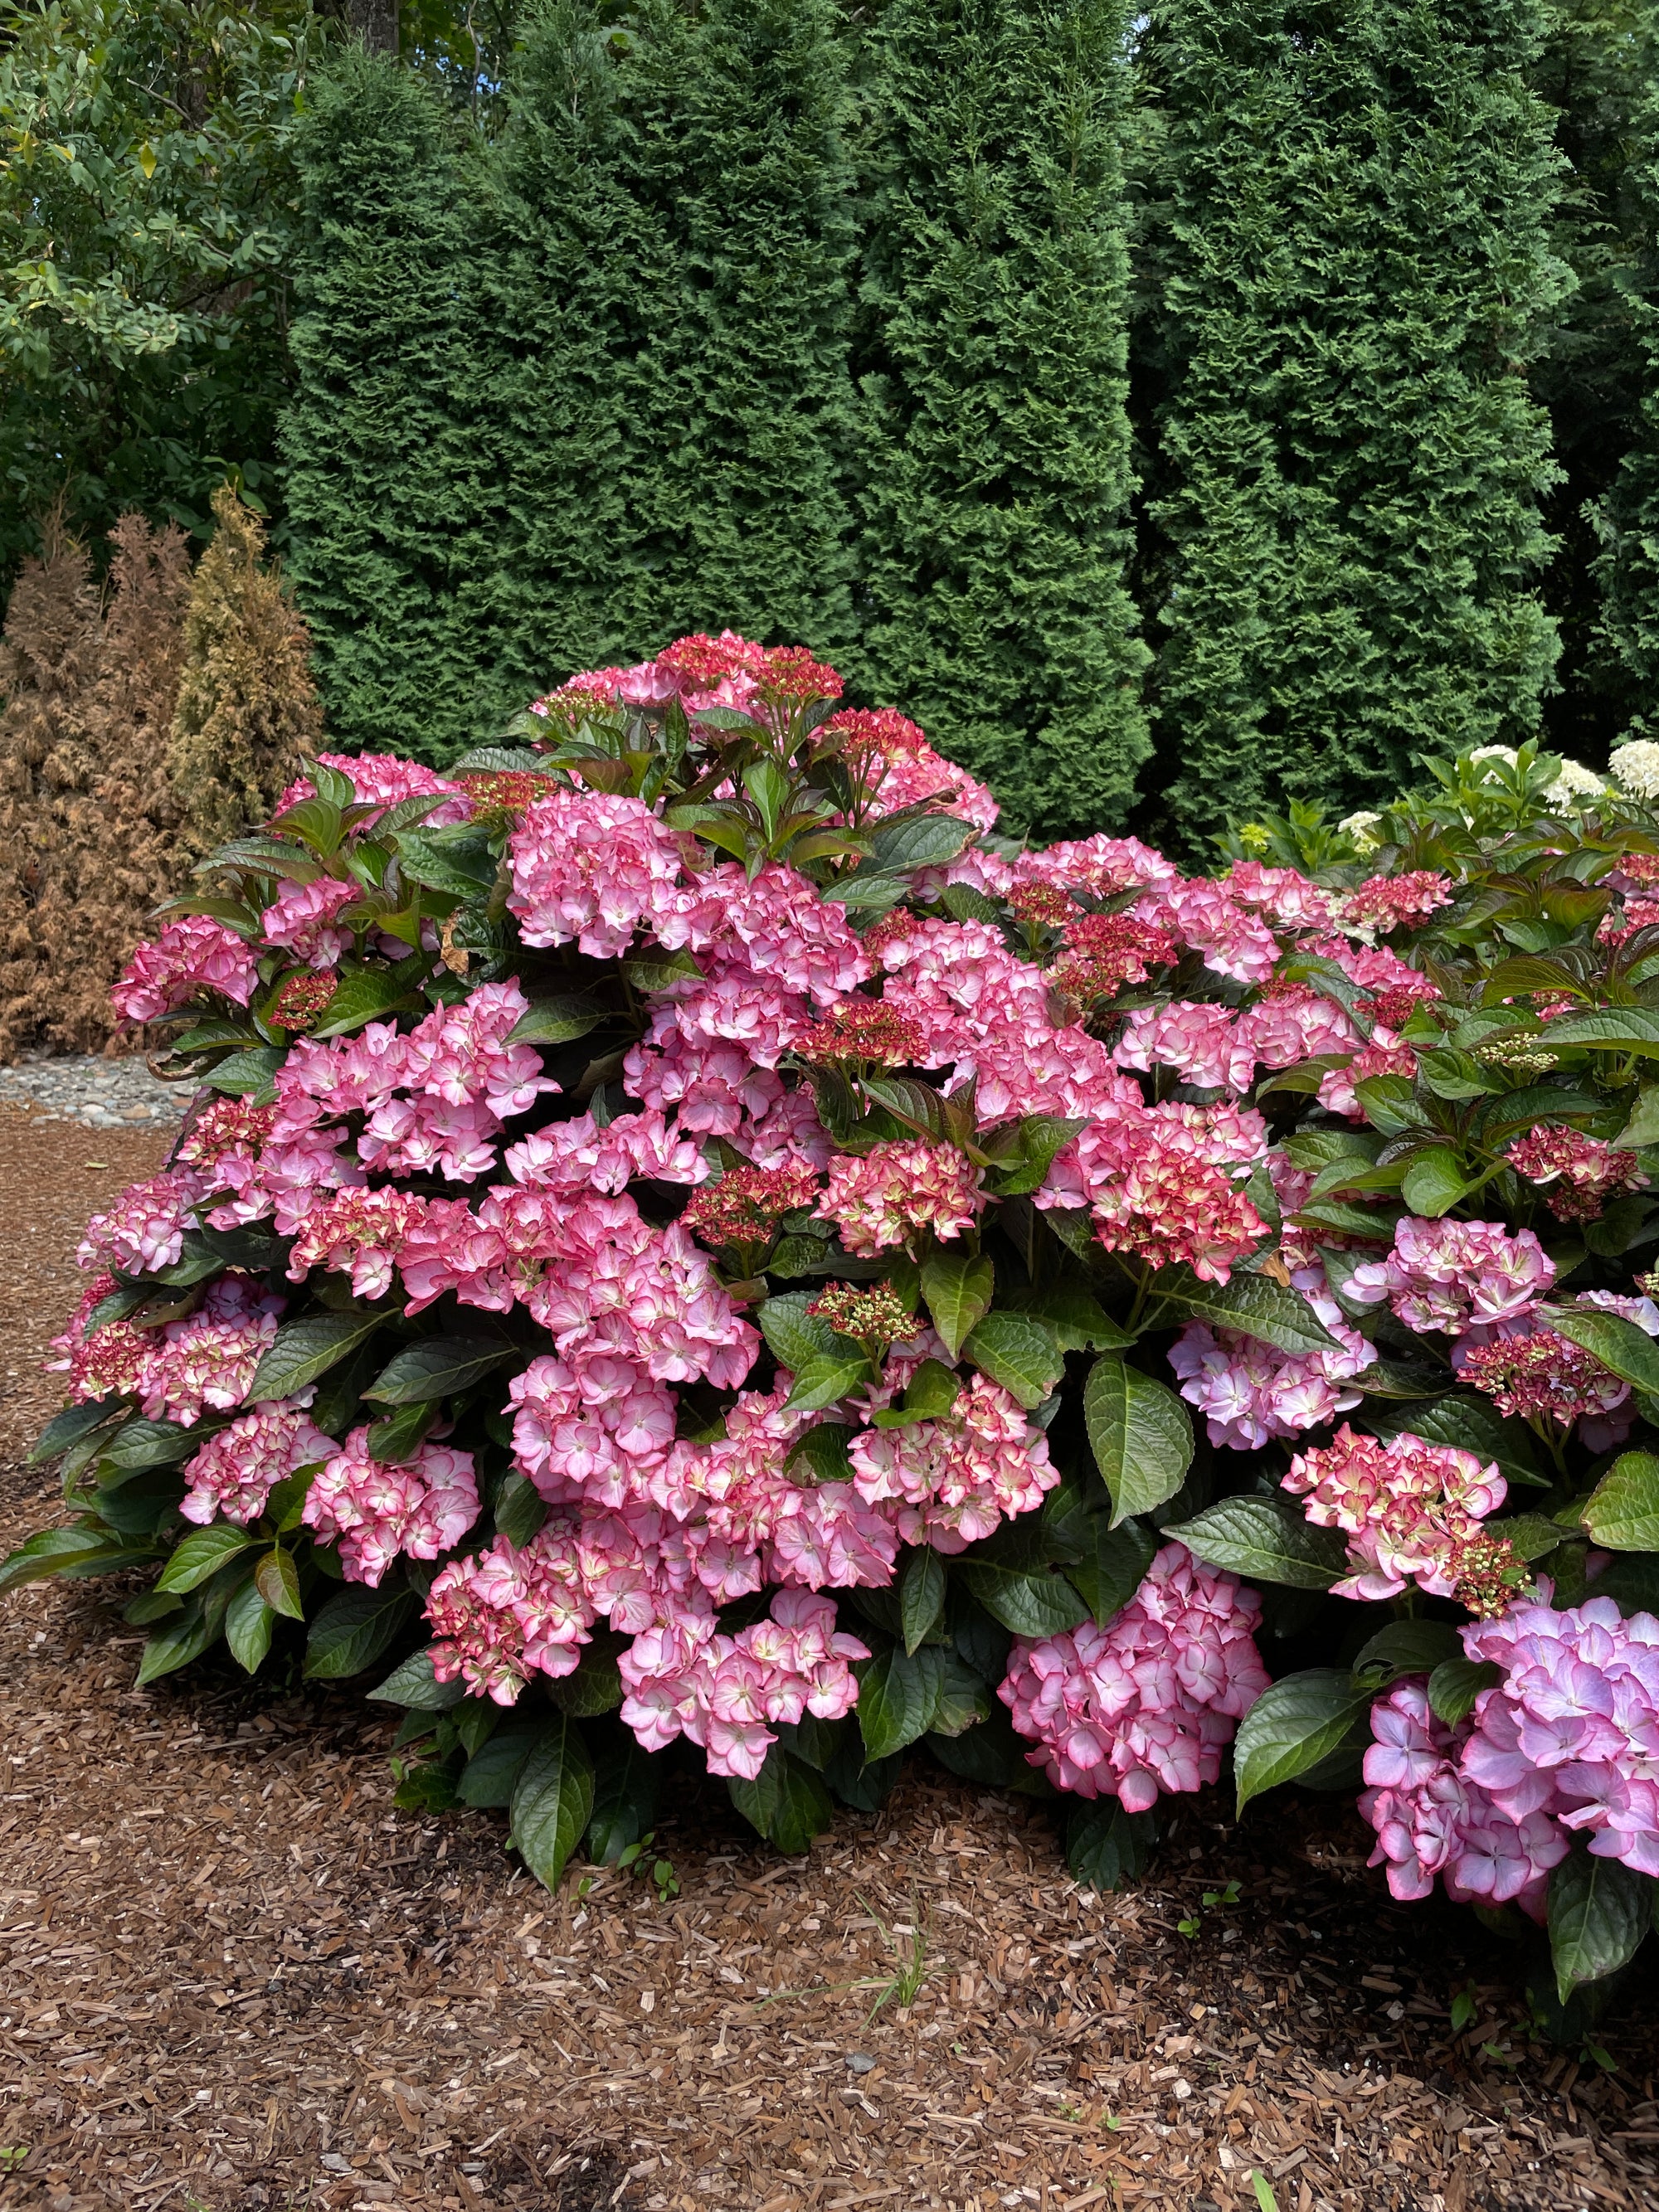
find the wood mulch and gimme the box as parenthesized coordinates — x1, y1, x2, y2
(2, 1100, 1657, 2212)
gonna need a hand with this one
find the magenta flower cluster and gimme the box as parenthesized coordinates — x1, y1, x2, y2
(1000, 1544, 1268, 1809)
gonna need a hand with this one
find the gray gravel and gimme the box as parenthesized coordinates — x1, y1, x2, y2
(0, 1052, 192, 1130)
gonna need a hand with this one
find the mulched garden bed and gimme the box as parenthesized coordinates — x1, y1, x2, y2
(2, 1101, 1657, 2212)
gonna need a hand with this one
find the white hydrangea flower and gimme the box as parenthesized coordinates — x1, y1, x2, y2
(1610, 741, 1659, 803)
(1544, 758, 1608, 809)
(1338, 809, 1384, 853)
(1468, 744, 1519, 777)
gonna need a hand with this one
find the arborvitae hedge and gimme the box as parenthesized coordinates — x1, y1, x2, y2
(854, 0, 1149, 840)
(1593, 2, 1659, 723)
(284, 6, 863, 762)
(280, 57, 520, 763)
(1136, 0, 1570, 845)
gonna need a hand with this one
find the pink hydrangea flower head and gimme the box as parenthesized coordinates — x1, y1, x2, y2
(1282, 1423, 1508, 1602)
(180, 1400, 333, 1526)
(1000, 1544, 1267, 1806)
(817, 1140, 986, 1256)
(1345, 1216, 1554, 1335)
(849, 1371, 1057, 1551)
(1508, 1127, 1646, 1223)
(1113, 1001, 1257, 1094)
(112, 916, 259, 1023)
(1342, 872, 1454, 934)
(302, 1430, 480, 1586)
(507, 789, 686, 957)
(1169, 1266, 1374, 1447)
(76, 1168, 203, 1275)
(260, 875, 362, 970)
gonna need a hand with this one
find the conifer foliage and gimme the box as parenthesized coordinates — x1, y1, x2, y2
(0, 512, 192, 1057)
(854, 0, 1149, 841)
(1137, 0, 1570, 844)
(166, 484, 323, 855)
(283, 6, 863, 762)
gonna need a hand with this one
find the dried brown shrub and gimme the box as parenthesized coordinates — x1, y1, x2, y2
(166, 482, 321, 854)
(0, 511, 196, 1060)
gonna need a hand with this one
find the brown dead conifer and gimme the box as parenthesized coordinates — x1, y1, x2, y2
(0, 512, 200, 1059)
(0, 516, 105, 1058)
(166, 483, 322, 854)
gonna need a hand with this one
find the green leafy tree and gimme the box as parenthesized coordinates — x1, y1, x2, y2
(854, 0, 1149, 841)
(0, 0, 322, 584)
(1136, 0, 1571, 848)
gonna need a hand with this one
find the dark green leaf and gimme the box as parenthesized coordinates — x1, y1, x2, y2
(782, 1349, 873, 1412)
(1400, 1150, 1474, 1218)
(135, 1595, 221, 1685)
(28, 1400, 123, 1465)
(506, 994, 606, 1045)
(1550, 1850, 1652, 2001)
(957, 1559, 1091, 1637)
(203, 1046, 286, 1096)
(857, 1646, 946, 1761)
(366, 1400, 440, 1465)
(1549, 1308, 1659, 1398)
(1083, 1356, 1194, 1527)
(100, 1417, 201, 1471)
(1581, 1452, 1659, 1551)
(304, 1582, 417, 1680)
(225, 1580, 276, 1674)
(961, 1312, 1064, 1408)
(919, 1250, 995, 1359)
(509, 1716, 595, 1890)
(455, 1724, 542, 1808)
(1165, 1496, 1349, 1588)
(308, 966, 421, 1038)
(873, 1359, 961, 1428)
(371, 1647, 467, 1711)
(727, 1746, 834, 1854)
(1151, 1269, 1341, 1356)
(1007, 1286, 1135, 1352)
(1534, 1009, 1659, 1053)
(900, 1547, 948, 1655)
(1428, 1659, 1504, 1728)
(1067, 1801, 1157, 1893)
(157, 1523, 255, 1593)
(1233, 1671, 1370, 1813)
(0, 1522, 125, 1594)
(1068, 1516, 1157, 1626)
(255, 1547, 305, 1621)
(547, 1638, 625, 1718)
(786, 1422, 857, 1485)
(364, 1334, 517, 1406)
(928, 1652, 992, 1738)
(1351, 1620, 1464, 1686)
(757, 1292, 837, 1372)
(494, 1470, 549, 1546)
(246, 1311, 387, 1403)
(584, 1732, 662, 1864)
(394, 829, 499, 898)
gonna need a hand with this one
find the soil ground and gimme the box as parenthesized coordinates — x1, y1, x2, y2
(2, 1101, 1657, 2212)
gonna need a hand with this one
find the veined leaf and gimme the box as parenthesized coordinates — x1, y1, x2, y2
(510, 1715, 595, 1892)
(1581, 1451, 1659, 1552)
(246, 1310, 388, 1403)
(1082, 1357, 1194, 1528)
(857, 1646, 946, 1762)
(919, 1249, 994, 1359)
(1233, 1671, 1370, 1814)
(1549, 1849, 1652, 2001)
(364, 1334, 517, 1406)
(1151, 1269, 1340, 1356)
(1165, 1496, 1348, 1588)
(961, 1312, 1063, 1408)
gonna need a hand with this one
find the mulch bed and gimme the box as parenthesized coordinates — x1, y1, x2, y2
(2, 1100, 1657, 2212)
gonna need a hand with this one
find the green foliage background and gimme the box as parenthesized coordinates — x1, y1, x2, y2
(20, 0, 1659, 839)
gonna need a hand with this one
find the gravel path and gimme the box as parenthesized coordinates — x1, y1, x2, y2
(0, 1052, 189, 1130)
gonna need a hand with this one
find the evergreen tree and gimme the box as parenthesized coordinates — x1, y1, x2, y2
(167, 484, 323, 853)
(1592, 3, 1659, 722)
(854, 0, 1149, 841)
(1136, 0, 1569, 846)
(504, 0, 862, 668)
(280, 55, 519, 762)
(1532, 0, 1649, 759)
(283, 7, 861, 760)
